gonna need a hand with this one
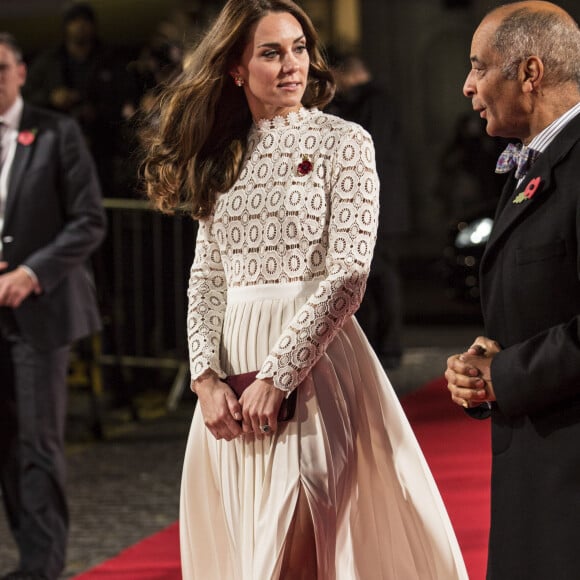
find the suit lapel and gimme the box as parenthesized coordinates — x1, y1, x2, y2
(483, 164, 552, 257)
(4, 104, 39, 225)
(481, 114, 580, 270)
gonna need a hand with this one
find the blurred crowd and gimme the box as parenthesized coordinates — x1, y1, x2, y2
(19, 2, 188, 198)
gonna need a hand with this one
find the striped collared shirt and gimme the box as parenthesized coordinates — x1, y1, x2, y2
(528, 101, 580, 152)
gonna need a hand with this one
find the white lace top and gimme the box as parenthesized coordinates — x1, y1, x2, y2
(187, 107, 379, 391)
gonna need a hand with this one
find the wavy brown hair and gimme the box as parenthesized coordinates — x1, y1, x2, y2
(140, 0, 335, 219)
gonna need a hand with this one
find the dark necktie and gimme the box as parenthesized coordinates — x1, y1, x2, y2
(495, 142, 540, 180)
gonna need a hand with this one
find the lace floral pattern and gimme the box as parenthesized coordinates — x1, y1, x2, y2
(187, 108, 379, 389)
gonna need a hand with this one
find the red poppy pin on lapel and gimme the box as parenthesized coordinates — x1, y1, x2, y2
(297, 155, 313, 176)
(513, 176, 542, 204)
(17, 129, 37, 146)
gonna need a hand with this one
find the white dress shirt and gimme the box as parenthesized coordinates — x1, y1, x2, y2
(0, 94, 24, 259)
(0, 95, 40, 288)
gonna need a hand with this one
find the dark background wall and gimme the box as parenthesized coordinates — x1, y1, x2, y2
(1, 0, 182, 53)
(361, 0, 580, 242)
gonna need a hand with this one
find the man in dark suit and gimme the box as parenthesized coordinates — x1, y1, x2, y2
(0, 33, 106, 580)
(445, 2, 580, 579)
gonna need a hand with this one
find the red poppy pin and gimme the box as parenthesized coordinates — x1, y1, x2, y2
(297, 155, 313, 176)
(513, 176, 542, 204)
(18, 129, 37, 146)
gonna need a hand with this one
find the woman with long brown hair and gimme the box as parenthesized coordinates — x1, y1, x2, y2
(142, 1, 467, 578)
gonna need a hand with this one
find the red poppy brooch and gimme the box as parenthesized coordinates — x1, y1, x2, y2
(18, 129, 37, 146)
(297, 155, 313, 176)
(513, 176, 542, 204)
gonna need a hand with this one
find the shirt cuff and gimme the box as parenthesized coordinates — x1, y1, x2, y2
(20, 265, 42, 293)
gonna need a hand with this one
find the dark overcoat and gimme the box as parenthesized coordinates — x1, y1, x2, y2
(2, 103, 106, 349)
(480, 113, 580, 580)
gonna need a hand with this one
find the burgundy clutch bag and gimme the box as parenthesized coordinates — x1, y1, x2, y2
(224, 371, 297, 422)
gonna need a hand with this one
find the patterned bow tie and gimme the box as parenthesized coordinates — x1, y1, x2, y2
(495, 142, 541, 180)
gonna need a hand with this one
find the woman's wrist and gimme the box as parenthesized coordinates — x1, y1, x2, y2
(191, 368, 219, 393)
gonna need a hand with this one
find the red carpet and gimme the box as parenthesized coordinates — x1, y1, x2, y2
(401, 376, 491, 580)
(73, 522, 180, 579)
(74, 377, 490, 579)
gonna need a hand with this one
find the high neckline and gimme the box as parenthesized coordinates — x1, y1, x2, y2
(253, 107, 316, 132)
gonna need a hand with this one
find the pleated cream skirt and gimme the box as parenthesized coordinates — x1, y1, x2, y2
(180, 281, 468, 579)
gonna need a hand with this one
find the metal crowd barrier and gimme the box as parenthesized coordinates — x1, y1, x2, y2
(95, 198, 198, 411)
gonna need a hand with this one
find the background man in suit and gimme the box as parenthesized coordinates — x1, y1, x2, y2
(0, 33, 106, 580)
(445, 2, 580, 579)
(23, 2, 127, 198)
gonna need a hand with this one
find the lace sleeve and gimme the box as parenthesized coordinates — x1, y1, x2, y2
(257, 125, 379, 391)
(187, 216, 227, 381)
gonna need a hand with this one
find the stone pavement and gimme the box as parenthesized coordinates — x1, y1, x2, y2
(0, 321, 482, 578)
(0, 388, 192, 578)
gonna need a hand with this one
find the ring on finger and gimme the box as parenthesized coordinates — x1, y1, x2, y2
(260, 424, 271, 434)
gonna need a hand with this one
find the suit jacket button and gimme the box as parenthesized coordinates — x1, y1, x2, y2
(2, 236, 13, 243)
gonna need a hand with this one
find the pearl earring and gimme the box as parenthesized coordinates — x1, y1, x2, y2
(234, 75, 244, 87)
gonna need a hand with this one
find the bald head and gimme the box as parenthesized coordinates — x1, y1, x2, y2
(485, 1, 577, 37)
(489, 1, 572, 20)
(481, 1, 580, 87)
